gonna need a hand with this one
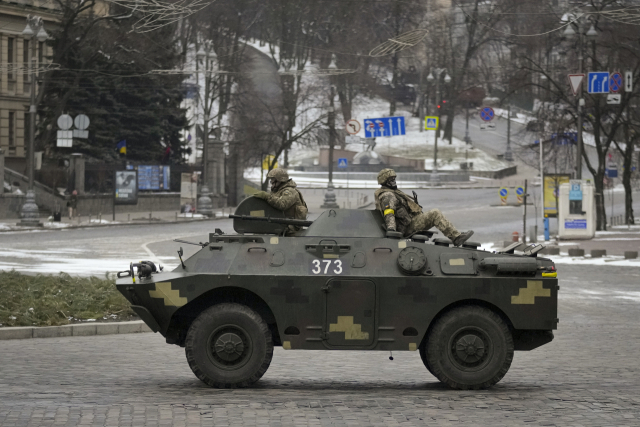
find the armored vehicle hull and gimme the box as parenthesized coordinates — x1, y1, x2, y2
(116, 199, 558, 390)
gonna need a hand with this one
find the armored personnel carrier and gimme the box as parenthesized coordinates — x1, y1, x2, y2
(116, 197, 558, 390)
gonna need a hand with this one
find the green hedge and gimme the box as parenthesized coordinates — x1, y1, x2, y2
(0, 271, 136, 327)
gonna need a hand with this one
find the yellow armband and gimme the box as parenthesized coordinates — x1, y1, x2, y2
(384, 208, 395, 216)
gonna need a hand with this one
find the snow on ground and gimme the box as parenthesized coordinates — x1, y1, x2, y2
(244, 167, 477, 189)
(0, 247, 180, 277)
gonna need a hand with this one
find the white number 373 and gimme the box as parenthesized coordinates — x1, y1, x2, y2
(310, 259, 343, 275)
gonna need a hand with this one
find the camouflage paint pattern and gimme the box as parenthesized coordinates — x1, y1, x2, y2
(117, 207, 558, 354)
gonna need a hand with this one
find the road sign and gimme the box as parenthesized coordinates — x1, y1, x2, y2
(569, 180, 583, 201)
(609, 72, 623, 93)
(425, 116, 438, 130)
(479, 107, 494, 122)
(499, 187, 508, 205)
(345, 119, 361, 135)
(57, 114, 73, 130)
(515, 186, 524, 204)
(262, 155, 278, 170)
(363, 116, 405, 138)
(625, 70, 633, 92)
(568, 74, 585, 96)
(56, 130, 72, 147)
(74, 114, 90, 130)
(588, 72, 609, 93)
(487, 122, 496, 130)
(607, 94, 621, 105)
(337, 158, 348, 168)
(345, 135, 361, 144)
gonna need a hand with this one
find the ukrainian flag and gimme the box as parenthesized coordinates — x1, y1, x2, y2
(116, 140, 127, 154)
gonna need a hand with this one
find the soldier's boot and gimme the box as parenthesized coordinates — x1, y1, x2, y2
(453, 230, 474, 247)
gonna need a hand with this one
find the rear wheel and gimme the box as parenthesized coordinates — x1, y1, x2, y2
(185, 303, 273, 388)
(425, 306, 513, 390)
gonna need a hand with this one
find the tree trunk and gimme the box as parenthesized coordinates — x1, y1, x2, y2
(390, 51, 398, 116)
(594, 172, 607, 231)
(622, 140, 635, 225)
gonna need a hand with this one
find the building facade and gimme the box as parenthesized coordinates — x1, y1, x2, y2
(0, 0, 59, 172)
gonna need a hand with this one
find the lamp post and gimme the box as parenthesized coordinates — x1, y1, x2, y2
(564, 16, 599, 179)
(195, 44, 215, 216)
(504, 104, 513, 161)
(18, 15, 48, 227)
(464, 103, 471, 145)
(321, 85, 340, 209)
(426, 68, 451, 185)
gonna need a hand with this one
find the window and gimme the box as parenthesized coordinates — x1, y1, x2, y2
(24, 107, 31, 146)
(8, 37, 15, 80)
(38, 41, 44, 64)
(9, 112, 15, 147)
(24, 39, 30, 92)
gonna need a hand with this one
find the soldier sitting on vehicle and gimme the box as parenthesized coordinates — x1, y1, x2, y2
(253, 168, 308, 234)
(374, 168, 474, 246)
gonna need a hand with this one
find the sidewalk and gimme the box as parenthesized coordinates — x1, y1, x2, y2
(0, 207, 233, 233)
(552, 226, 640, 257)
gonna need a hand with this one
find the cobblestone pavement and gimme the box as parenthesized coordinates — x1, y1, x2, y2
(2, 264, 640, 426)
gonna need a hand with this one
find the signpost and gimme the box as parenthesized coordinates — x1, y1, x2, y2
(425, 116, 438, 130)
(568, 74, 585, 96)
(609, 72, 622, 93)
(515, 186, 524, 204)
(338, 158, 348, 190)
(363, 116, 406, 138)
(607, 94, 621, 105)
(345, 119, 361, 135)
(479, 107, 494, 122)
(499, 187, 508, 205)
(587, 72, 610, 93)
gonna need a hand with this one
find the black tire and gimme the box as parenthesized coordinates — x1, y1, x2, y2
(418, 344, 436, 378)
(426, 306, 514, 390)
(185, 303, 273, 388)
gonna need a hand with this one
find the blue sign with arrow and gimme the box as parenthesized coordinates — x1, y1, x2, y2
(337, 158, 348, 168)
(588, 72, 610, 93)
(363, 116, 406, 138)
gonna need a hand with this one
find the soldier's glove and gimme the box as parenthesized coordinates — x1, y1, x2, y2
(253, 191, 269, 199)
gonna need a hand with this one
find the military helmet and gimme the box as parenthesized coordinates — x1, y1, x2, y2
(377, 168, 397, 185)
(267, 168, 290, 183)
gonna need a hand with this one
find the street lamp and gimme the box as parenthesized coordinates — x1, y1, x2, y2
(321, 85, 340, 209)
(195, 43, 216, 216)
(18, 15, 48, 227)
(426, 68, 450, 186)
(564, 14, 599, 179)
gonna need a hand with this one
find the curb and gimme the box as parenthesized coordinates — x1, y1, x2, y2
(0, 215, 225, 233)
(0, 320, 152, 340)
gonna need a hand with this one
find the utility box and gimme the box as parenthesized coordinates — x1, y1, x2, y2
(558, 180, 596, 240)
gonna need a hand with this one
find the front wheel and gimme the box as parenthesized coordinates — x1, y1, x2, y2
(425, 306, 514, 390)
(185, 303, 273, 388)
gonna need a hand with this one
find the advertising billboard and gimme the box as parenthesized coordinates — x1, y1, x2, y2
(543, 174, 570, 217)
(138, 165, 170, 190)
(114, 170, 138, 205)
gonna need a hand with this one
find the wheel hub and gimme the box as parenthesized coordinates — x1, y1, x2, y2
(214, 332, 245, 362)
(450, 330, 489, 368)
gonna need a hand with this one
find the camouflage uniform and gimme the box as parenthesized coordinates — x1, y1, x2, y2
(255, 169, 308, 234)
(374, 169, 461, 240)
